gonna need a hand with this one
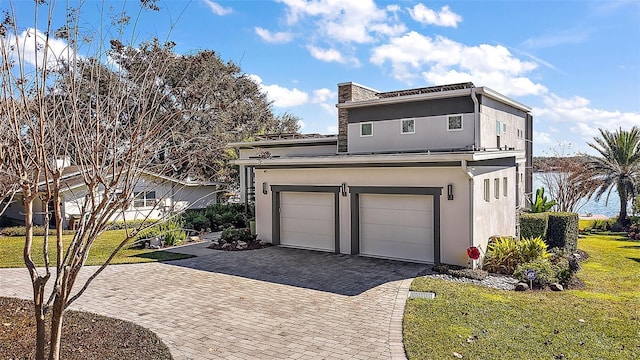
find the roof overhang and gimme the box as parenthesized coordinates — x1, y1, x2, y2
(233, 150, 525, 167)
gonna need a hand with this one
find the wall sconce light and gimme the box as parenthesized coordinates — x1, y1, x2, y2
(447, 184, 454, 200)
(262, 182, 268, 195)
(341, 183, 347, 197)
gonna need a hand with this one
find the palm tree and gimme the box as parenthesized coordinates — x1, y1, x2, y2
(579, 126, 640, 225)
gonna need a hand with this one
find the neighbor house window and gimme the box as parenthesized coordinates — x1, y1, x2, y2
(447, 115, 463, 131)
(133, 191, 156, 208)
(502, 123, 507, 134)
(360, 122, 373, 137)
(496, 120, 501, 135)
(494, 178, 500, 199)
(503, 177, 508, 197)
(484, 179, 490, 202)
(401, 119, 415, 134)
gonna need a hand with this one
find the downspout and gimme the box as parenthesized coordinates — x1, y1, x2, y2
(471, 88, 480, 150)
(461, 160, 475, 266)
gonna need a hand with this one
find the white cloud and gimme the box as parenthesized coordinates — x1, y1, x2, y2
(4, 28, 72, 70)
(249, 74, 309, 108)
(534, 93, 640, 138)
(311, 88, 336, 103)
(370, 32, 547, 96)
(408, 4, 462, 28)
(254, 27, 294, 44)
(522, 29, 589, 49)
(533, 130, 554, 146)
(320, 103, 337, 116)
(279, 0, 405, 43)
(307, 45, 347, 63)
(203, 0, 233, 16)
(326, 125, 338, 134)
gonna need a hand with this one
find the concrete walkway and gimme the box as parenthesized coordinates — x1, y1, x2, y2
(0, 245, 426, 359)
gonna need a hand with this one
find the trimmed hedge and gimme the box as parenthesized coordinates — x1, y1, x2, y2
(547, 212, 579, 252)
(520, 213, 548, 239)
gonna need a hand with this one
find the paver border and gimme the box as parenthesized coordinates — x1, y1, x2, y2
(389, 277, 413, 360)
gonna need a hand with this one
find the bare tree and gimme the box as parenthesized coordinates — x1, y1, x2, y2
(537, 144, 594, 213)
(0, 2, 216, 359)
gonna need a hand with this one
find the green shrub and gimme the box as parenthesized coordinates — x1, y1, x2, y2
(219, 227, 255, 244)
(0, 226, 75, 237)
(183, 210, 209, 232)
(520, 213, 548, 239)
(547, 212, 579, 252)
(514, 259, 558, 287)
(517, 236, 550, 263)
(628, 224, 640, 240)
(483, 236, 520, 274)
(106, 219, 158, 230)
(136, 218, 187, 246)
(207, 203, 247, 230)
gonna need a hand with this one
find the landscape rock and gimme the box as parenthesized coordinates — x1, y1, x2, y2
(149, 237, 162, 248)
(189, 236, 200, 242)
(515, 282, 529, 291)
(210, 241, 219, 247)
(550, 283, 564, 291)
(221, 243, 232, 250)
(259, 240, 269, 246)
(237, 241, 247, 247)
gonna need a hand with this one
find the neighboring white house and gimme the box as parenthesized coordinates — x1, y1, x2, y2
(3, 166, 219, 229)
(231, 82, 533, 266)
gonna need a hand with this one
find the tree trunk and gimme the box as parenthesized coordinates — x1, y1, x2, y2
(24, 198, 48, 360)
(619, 186, 629, 225)
(48, 294, 66, 360)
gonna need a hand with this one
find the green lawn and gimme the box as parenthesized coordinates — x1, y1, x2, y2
(404, 234, 640, 360)
(0, 230, 194, 268)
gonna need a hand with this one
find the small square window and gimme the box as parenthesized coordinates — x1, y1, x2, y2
(360, 122, 373, 137)
(484, 179, 490, 202)
(503, 177, 508, 197)
(133, 191, 156, 208)
(494, 178, 500, 199)
(447, 115, 463, 131)
(401, 119, 415, 134)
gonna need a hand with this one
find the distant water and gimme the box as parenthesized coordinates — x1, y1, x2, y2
(533, 173, 628, 218)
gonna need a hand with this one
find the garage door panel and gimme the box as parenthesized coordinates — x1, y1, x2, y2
(361, 239, 434, 263)
(360, 194, 434, 263)
(361, 223, 431, 245)
(361, 208, 433, 228)
(280, 204, 333, 221)
(280, 192, 335, 252)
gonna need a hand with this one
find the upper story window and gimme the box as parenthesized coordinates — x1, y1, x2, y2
(401, 119, 415, 134)
(502, 123, 507, 134)
(484, 179, 490, 202)
(360, 122, 373, 137)
(133, 191, 156, 208)
(494, 178, 500, 199)
(447, 115, 463, 131)
(503, 177, 508, 197)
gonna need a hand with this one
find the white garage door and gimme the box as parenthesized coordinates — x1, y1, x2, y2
(280, 192, 335, 252)
(360, 194, 434, 263)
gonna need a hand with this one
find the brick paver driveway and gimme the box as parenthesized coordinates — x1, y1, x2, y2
(0, 246, 426, 359)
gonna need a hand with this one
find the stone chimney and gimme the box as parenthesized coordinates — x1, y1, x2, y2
(337, 82, 378, 153)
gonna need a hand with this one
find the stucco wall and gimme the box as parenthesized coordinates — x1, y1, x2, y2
(254, 166, 475, 265)
(471, 167, 517, 257)
(478, 104, 526, 151)
(347, 114, 475, 153)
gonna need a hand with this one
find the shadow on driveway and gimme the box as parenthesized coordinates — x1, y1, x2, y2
(166, 246, 428, 296)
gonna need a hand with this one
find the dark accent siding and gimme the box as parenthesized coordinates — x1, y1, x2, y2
(270, 185, 341, 253)
(256, 161, 462, 170)
(468, 157, 516, 167)
(349, 186, 442, 264)
(478, 95, 527, 118)
(347, 97, 474, 123)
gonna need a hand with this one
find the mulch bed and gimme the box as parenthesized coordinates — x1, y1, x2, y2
(0, 297, 172, 359)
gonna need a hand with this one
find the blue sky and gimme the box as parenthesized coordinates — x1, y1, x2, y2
(6, 0, 640, 155)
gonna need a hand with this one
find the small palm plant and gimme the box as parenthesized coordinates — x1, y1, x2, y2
(531, 187, 557, 213)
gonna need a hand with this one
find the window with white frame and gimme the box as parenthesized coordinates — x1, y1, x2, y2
(447, 115, 463, 131)
(503, 177, 508, 197)
(360, 122, 373, 137)
(133, 191, 156, 208)
(494, 178, 500, 199)
(502, 122, 507, 134)
(401, 119, 415, 134)
(484, 179, 490, 202)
